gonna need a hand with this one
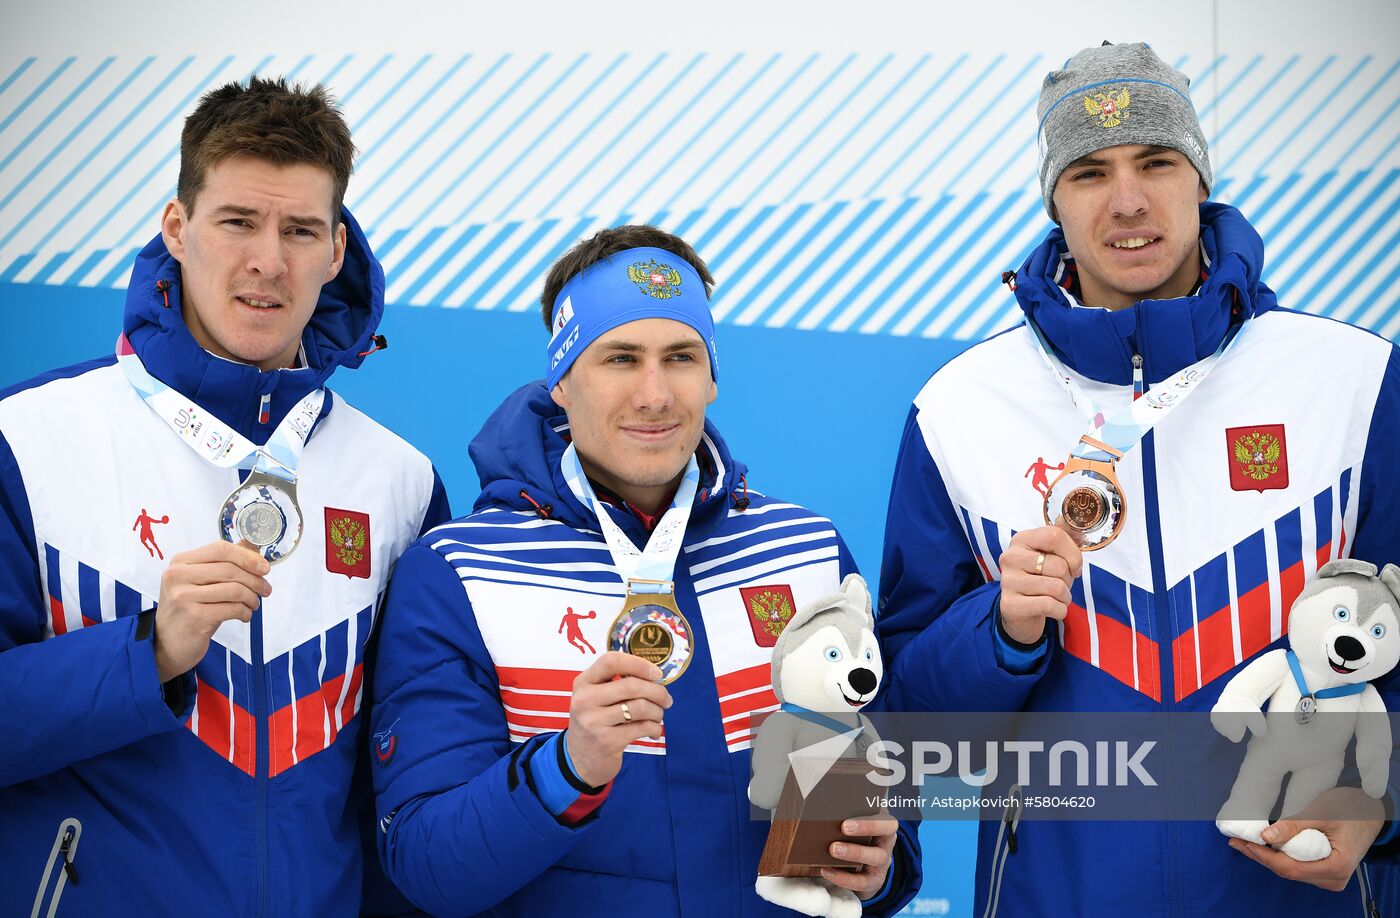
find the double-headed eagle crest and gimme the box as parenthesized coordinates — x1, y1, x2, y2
(1233, 431, 1282, 481)
(746, 588, 795, 641)
(329, 515, 367, 567)
(627, 259, 683, 299)
(1085, 88, 1131, 128)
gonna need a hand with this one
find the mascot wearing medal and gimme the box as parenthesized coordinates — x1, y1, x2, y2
(748, 574, 884, 918)
(1212, 560, 1400, 860)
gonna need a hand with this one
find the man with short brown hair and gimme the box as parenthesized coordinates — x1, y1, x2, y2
(0, 76, 447, 916)
(369, 224, 921, 916)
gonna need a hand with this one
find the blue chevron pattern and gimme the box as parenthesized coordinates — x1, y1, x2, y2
(0, 52, 1397, 339)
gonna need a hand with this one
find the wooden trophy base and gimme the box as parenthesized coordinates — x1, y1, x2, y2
(757, 758, 883, 878)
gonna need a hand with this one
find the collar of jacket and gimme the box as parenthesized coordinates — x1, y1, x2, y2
(469, 381, 746, 547)
(119, 207, 385, 445)
(1012, 202, 1278, 386)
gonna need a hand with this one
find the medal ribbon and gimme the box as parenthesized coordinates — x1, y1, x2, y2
(115, 333, 323, 483)
(560, 443, 699, 594)
(1286, 649, 1367, 702)
(1027, 309, 1252, 463)
(779, 702, 865, 737)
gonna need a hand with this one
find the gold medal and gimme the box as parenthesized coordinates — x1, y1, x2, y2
(608, 579, 694, 685)
(1042, 437, 1126, 551)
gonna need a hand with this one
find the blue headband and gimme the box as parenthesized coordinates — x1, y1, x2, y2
(545, 246, 718, 389)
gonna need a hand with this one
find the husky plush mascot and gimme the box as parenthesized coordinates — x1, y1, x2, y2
(748, 574, 884, 918)
(1212, 559, 1400, 861)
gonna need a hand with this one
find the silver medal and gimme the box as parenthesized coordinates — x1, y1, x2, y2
(219, 471, 303, 564)
(1295, 694, 1316, 725)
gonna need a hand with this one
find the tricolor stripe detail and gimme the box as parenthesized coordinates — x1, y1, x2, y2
(40, 543, 152, 639)
(717, 662, 780, 752)
(496, 665, 665, 754)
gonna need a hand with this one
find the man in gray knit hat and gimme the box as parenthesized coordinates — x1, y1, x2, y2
(879, 41, 1400, 915)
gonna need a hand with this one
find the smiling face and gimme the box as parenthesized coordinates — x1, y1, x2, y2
(550, 317, 716, 513)
(778, 620, 883, 712)
(1052, 144, 1208, 311)
(161, 156, 347, 371)
(1290, 582, 1400, 685)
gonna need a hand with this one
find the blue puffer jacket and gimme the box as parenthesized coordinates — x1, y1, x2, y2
(0, 210, 449, 917)
(370, 383, 922, 916)
(879, 203, 1400, 916)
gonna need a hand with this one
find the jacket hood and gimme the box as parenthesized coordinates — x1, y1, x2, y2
(1013, 202, 1277, 386)
(121, 207, 385, 443)
(469, 382, 747, 545)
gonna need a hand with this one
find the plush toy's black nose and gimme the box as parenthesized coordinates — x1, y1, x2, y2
(848, 667, 877, 695)
(1335, 635, 1367, 661)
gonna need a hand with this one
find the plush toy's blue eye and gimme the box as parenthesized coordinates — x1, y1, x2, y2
(825, 646, 842, 662)
(1333, 606, 1351, 623)
(865, 648, 874, 662)
(1373, 623, 1387, 640)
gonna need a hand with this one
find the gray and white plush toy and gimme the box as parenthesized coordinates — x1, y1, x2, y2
(1212, 559, 1400, 861)
(748, 574, 883, 918)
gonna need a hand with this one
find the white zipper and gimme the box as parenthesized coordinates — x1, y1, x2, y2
(30, 817, 82, 918)
(981, 785, 1023, 918)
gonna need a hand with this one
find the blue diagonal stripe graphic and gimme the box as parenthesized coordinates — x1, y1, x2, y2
(0, 58, 153, 208)
(449, 54, 593, 225)
(430, 221, 523, 306)
(350, 54, 432, 134)
(722, 200, 851, 322)
(46, 56, 236, 257)
(750, 198, 885, 327)
(698, 204, 778, 268)
(360, 55, 506, 211)
(798, 197, 920, 329)
(373, 54, 546, 228)
(732, 53, 864, 209)
(710, 202, 814, 306)
(1319, 60, 1400, 169)
(0, 57, 115, 177)
(394, 224, 482, 303)
(1229, 56, 1349, 167)
(456, 218, 560, 309)
(822, 194, 958, 332)
(1215, 55, 1301, 146)
(840, 54, 971, 200)
(0, 58, 37, 101)
(1198, 54, 1263, 121)
(562, 53, 706, 219)
(339, 54, 391, 108)
(657, 54, 818, 215)
(0, 57, 75, 138)
(496, 52, 667, 220)
(1269, 170, 1387, 278)
(358, 54, 472, 169)
(619, 54, 773, 216)
(495, 215, 596, 313)
(794, 54, 927, 201)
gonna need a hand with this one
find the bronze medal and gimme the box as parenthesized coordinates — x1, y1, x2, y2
(1042, 437, 1126, 552)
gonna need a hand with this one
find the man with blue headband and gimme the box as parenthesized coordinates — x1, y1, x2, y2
(878, 41, 1400, 915)
(369, 225, 921, 916)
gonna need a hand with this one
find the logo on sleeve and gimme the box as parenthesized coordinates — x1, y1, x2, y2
(325, 508, 371, 579)
(373, 718, 399, 767)
(1227, 424, 1289, 492)
(741, 584, 797, 647)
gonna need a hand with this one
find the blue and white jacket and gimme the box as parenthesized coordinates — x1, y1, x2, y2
(0, 211, 449, 917)
(370, 383, 921, 917)
(878, 203, 1400, 916)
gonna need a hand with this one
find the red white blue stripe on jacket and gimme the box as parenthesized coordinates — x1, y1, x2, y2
(957, 468, 1354, 702)
(42, 541, 376, 776)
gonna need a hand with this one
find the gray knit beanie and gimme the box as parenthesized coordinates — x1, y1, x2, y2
(1037, 42, 1212, 220)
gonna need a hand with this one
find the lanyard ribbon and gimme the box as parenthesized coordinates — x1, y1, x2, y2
(1286, 649, 1367, 701)
(115, 333, 323, 482)
(779, 702, 865, 737)
(1026, 307, 1252, 463)
(560, 443, 700, 594)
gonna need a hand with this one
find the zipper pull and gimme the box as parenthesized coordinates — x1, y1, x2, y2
(1132, 353, 1144, 401)
(59, 826, 79, 884)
